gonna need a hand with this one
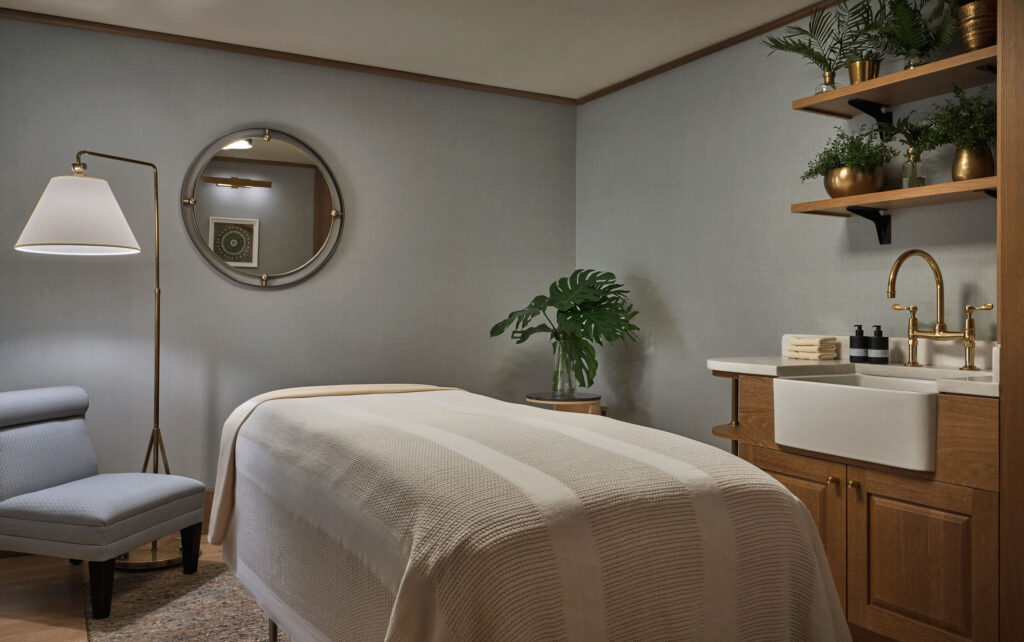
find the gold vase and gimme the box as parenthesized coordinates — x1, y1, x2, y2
(957, 0, 997, 51)
(952, 145, 995, 181)
(847, 59, 880, 85)
(824, 167, 886, 198)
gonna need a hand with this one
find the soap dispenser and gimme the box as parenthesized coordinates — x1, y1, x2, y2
(869, 325, 889, 364)
(850, 325, 868, 363)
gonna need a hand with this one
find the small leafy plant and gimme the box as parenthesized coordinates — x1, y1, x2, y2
(870, 0, 957, 61)
(801, 126, 898, 181)
(926, 85, 997, 149)
(490, 269, 639, 390)
(877, 113, 940, 159)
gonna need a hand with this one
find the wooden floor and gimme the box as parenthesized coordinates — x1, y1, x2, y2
(0, 538, 222, 641)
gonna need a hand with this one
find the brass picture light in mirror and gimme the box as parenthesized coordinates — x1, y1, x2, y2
(201, 176, 272, 189)
(181, 127, 344, 288)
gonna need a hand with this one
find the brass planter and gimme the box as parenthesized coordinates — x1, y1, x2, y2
(957, 0, 997, 51)
(824, 167, 886, 198)
(952, 145, 995, 181)
(847, 60, 880, 85)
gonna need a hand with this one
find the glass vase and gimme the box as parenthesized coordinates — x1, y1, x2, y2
(552, 340, 577, 395)
(902, 150, 926, 188)
(904, 53, 928, 69)
(815, 71, 836, 94)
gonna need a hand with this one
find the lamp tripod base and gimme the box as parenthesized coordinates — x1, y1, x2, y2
(115, 426, 194, 570)
(115, 538, 184, 570)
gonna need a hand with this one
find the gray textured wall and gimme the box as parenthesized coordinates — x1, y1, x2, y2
(576, 31, 997, 443)
(0, 19, 576, 484)
(0, 16, 998, 483)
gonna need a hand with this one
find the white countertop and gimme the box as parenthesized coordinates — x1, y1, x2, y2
(707, 356, 999, 398)
(708, 356, 854, 377)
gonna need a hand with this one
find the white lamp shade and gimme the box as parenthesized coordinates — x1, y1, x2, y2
(15, 175, 141, 255)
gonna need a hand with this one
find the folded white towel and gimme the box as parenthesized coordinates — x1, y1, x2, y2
(786, 349, 838, 360)
(788, 344, 837, 354)
(789, 335, 837, 347)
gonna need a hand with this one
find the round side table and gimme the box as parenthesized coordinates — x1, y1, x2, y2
(525, 391, 604, 415)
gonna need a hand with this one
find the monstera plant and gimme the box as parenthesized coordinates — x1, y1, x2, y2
(490, 269, 639, 394)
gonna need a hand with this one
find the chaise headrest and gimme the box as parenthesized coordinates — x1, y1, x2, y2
(0, 386, 90, 429)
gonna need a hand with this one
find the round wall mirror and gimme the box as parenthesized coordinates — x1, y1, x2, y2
(181, 128, 344, 288)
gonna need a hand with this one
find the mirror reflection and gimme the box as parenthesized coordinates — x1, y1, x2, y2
(194, 136, 336, 277)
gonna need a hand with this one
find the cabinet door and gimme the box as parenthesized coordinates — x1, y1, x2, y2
(738, 444, 846, 609)
(847, 467, 997, 641)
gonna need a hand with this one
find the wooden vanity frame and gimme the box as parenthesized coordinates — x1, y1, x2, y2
(997, 0, 1024, 636)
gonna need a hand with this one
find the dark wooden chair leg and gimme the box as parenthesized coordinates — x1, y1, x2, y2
(88, 559, 115, 619)
(180, 522, 202, 574)
(269, 618, 279, 642)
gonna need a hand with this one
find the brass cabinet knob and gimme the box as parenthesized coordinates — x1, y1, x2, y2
(826, 475, 839, 485)
(848, 480, 861, 489)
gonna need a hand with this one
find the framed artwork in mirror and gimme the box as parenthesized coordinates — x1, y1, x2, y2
(208, 217, 259, 268)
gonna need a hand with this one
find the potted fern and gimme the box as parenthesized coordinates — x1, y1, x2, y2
(845, 0, 887, 84)
(870, 0, 957, 68)
(926, 86, 997, 180)
(490, 269, 639, 394)
(802, 126, 898, 197)
(762, 3, 855, 93)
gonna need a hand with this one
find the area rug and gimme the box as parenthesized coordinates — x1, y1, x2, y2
(85, 562, 290, 641)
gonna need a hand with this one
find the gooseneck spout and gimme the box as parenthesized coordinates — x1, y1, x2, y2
(887, 249, 946, 333)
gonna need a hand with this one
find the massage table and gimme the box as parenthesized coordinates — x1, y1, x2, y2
(209, 384, 849, 641)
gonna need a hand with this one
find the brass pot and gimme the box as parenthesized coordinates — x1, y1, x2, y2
(952, 145, 995, 181)
(847, 59, 880, 85)
(957, 0, 997, 51)
(824, 167, 886, 198)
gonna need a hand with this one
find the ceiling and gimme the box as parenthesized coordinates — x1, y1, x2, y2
(0, 0, 814, 99)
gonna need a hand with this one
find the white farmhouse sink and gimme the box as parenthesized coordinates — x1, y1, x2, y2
(773, 374, 938, 471)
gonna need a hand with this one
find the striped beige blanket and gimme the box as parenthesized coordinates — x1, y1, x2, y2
(210, 385, 849, 641)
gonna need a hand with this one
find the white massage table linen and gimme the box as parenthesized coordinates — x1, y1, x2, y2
(212, 386, 849, 641)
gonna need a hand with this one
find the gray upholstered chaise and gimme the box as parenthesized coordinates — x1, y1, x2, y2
(0, 386, 205, 619)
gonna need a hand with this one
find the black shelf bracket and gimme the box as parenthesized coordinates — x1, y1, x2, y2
(848, 99, 893, 139)
(847, 206, 892, 244)
(976, 188, 997, 198)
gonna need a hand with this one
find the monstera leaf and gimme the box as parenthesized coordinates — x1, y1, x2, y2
(491, 269, 640, 390)
(556, 334, 598, 389)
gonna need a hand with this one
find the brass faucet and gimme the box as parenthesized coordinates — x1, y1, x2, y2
(887, 249, 992, 371)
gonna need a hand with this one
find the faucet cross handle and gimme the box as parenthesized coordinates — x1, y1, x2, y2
(961, 304, 992, 371)
(965, 303, 993, 320)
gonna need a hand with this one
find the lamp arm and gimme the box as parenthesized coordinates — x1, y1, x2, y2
(74, 150, 168, 475)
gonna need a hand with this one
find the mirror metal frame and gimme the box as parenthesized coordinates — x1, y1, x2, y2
(180, 127, 345, 288)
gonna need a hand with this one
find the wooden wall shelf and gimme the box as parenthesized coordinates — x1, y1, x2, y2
(793, 47, 997, 119)
(792, 176, 997, 216)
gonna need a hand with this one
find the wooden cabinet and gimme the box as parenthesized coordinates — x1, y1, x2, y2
(739, 444, 847, 609)
(847, 468, 997, 642)
(720, 374, 1001, 640)
(740, 445, 999, 640)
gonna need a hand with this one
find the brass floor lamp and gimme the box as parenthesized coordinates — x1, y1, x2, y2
(16, 150, 180, 569)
